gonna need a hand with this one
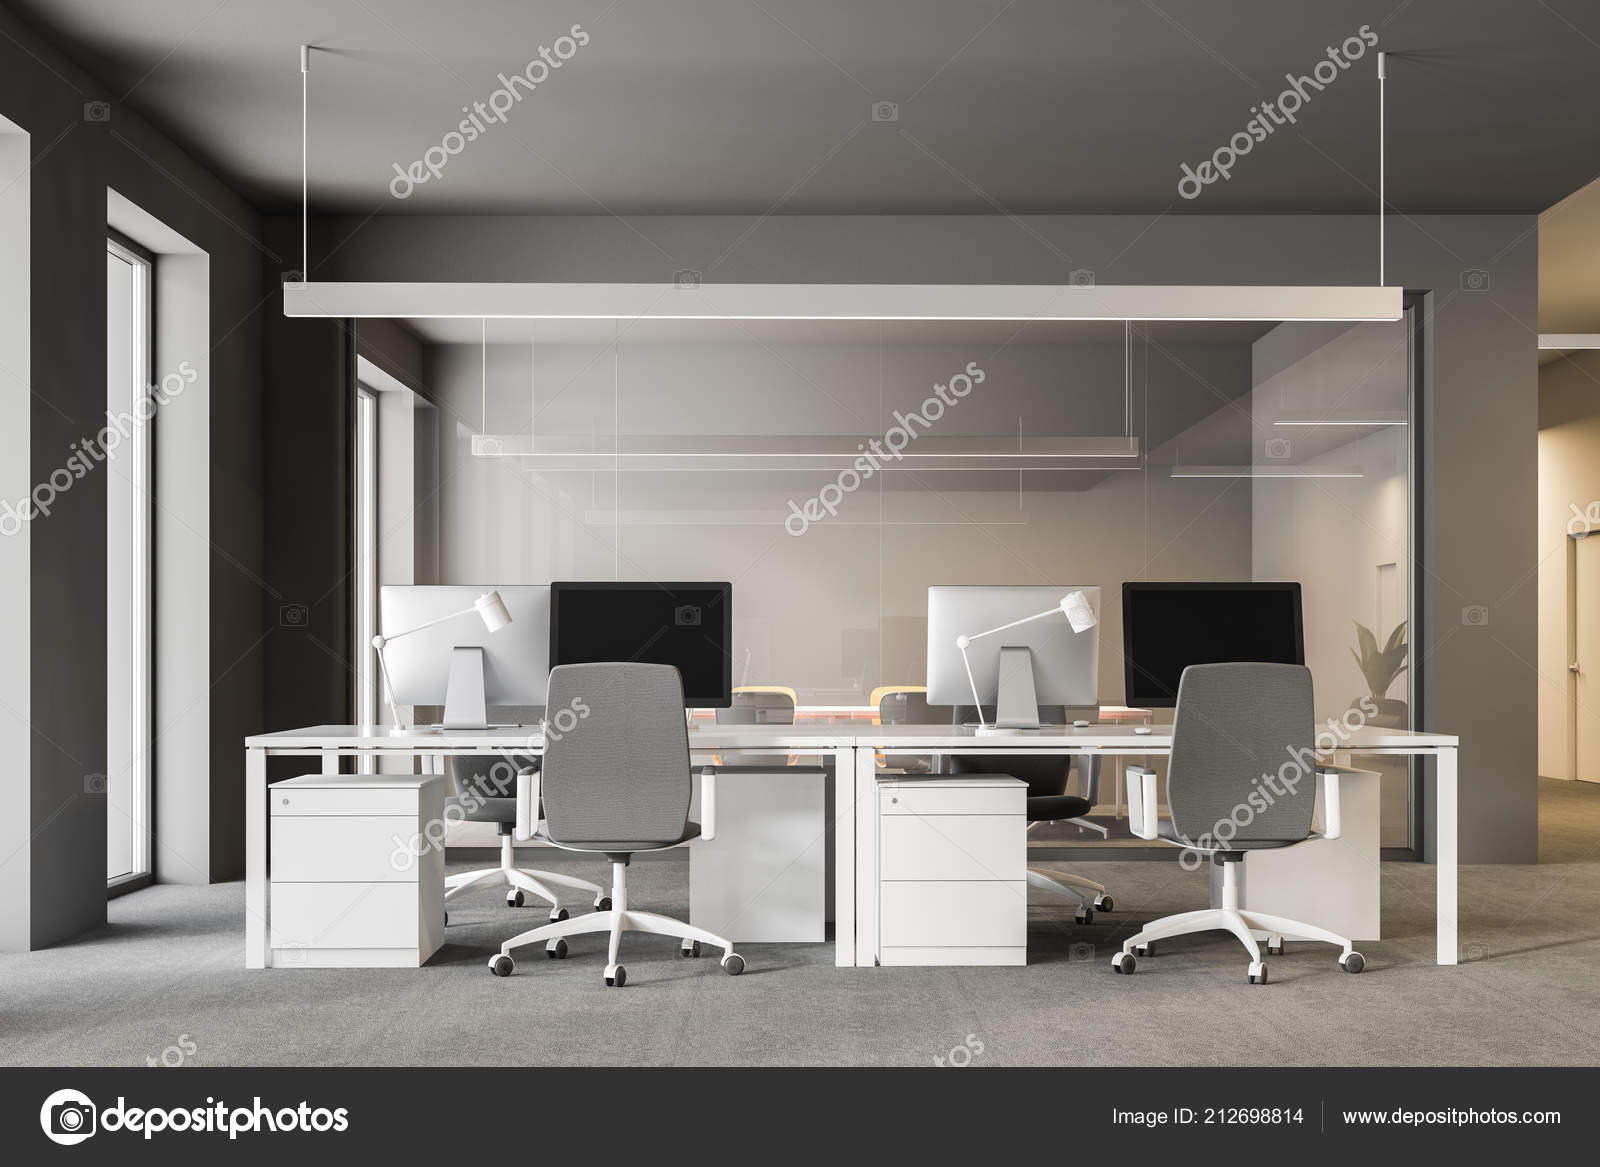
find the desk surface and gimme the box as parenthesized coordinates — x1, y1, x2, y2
(248, 723, 1456, 750)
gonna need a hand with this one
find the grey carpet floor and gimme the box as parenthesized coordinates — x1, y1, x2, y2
(4, 778, 1599, 1067)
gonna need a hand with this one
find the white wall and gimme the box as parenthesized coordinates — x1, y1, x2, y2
(0, 116, 30, 948)
(1536, 350, 1600, 779)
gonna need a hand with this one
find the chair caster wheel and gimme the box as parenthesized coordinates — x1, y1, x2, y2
(488, 954, 514, 977)
(1340, 951, 1365, 974)
(1133, 943, 1151, 958)
(506, 890, 524, 908)
(1094, 894, 1113, 912)
(548, 907, 569, 923)
(677, 940, 701, 958)
(1111, 951, 1136, 974)
(1074, 909, 1094, 926)
(595, 897, 612, 912)
(546, 938, 568, 959)
(604, 964, 626, 987)
(722, 953, 745, 976)
(1247, 961, 1268, 985)
(1267, 942, 1285, 956)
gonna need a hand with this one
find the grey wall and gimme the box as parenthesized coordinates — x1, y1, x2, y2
(422, 328, 1256, 701)
(261, 217, 350, 781)
(0, 6, 268, 947)
(283, 210, 1538, 863)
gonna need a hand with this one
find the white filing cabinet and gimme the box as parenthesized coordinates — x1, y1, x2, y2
(270, 773, 445, 968)
(690, 766, 828, 943)
(876, 774, 1026, 966)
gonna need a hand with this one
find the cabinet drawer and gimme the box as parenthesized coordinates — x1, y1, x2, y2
(271, 786, 418, 817)
(271, 882, 419, 949)
(879, 814, 1024, 882)
(272, 816, 424, 883)
(879, 881, 1026, 947)
(879, 785, 1022, 817)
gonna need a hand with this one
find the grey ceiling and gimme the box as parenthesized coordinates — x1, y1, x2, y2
(9, 0, 1600, 215)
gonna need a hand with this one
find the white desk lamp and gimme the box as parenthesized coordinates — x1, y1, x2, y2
(372, 590, 512, 736)
(957, 590, 1098, 737)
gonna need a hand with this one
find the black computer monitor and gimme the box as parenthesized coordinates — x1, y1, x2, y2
(549, 582, 733, 708)
(1121, 582, 1304, 708)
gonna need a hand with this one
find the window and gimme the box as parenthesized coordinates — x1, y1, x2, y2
(106, 234, 153, 887)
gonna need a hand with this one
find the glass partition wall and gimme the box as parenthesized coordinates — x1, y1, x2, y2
(393, 313, 1417, 847)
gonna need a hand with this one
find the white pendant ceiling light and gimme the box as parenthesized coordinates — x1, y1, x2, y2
(293, 47, 1399, 477)
(286, 47, 1400, 326)
(1273, 410, 1406, 427)
(1170, 465, 1363, 479)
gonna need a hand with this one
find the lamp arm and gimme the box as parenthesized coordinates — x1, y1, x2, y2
(962, 605, 1062, 644)
(958, 640, 990, 730)
(377, 603, 479, 645)
(373, 639, 403, 731)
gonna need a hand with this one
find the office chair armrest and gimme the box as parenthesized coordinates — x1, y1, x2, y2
(1125, 765, 1159, 840)
(700, 767, 718, 841)
(1314, 766, 1360, 841)
(514, 765, 541, 842)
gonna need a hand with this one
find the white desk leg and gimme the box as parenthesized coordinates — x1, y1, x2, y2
(854, 746, 878, 967)
(322, 749, 340, 775)
(245, 748, 268, 969)
(832, 746, 855, 967)
(1436, 747, 1458, 965)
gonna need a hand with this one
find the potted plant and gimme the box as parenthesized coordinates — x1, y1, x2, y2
(1351, 619, 1408, 728)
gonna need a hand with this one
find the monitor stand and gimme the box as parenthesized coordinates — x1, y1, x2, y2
(442, 646, 489, 729)
(977, 646, 1042, 737)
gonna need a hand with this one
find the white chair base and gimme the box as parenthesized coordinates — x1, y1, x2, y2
(1028, 867, 1113, 923)
(445, 835, 606, 922)
(1111, 859, 1363, 983)
(488, 860, 744, 985)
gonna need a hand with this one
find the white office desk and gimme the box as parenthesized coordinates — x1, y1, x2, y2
(245, 723, 1458, 971)
(842, 724, 1460, 969)
(243, 723, 855, 969)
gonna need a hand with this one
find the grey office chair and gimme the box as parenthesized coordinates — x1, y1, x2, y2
(443, 755, 607, 923)
(488, 663, 744, 986)
(950, 705, 1114, 925)
(1113, 662, 1365, 984)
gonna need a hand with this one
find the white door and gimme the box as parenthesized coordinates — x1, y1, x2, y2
(1574, 533, 1600, 783)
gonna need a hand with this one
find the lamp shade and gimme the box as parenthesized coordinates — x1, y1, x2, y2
(1059, 590, 1098, 634)
(473, 590, 513, 632)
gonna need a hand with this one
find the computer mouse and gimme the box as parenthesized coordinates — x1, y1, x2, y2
(1073, 719, 1090, 728)
(1134, 726, 1153, 735)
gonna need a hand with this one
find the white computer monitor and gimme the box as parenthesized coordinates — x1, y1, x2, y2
(379, 585, 551, 725)
(926, 585, 1100, 728)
